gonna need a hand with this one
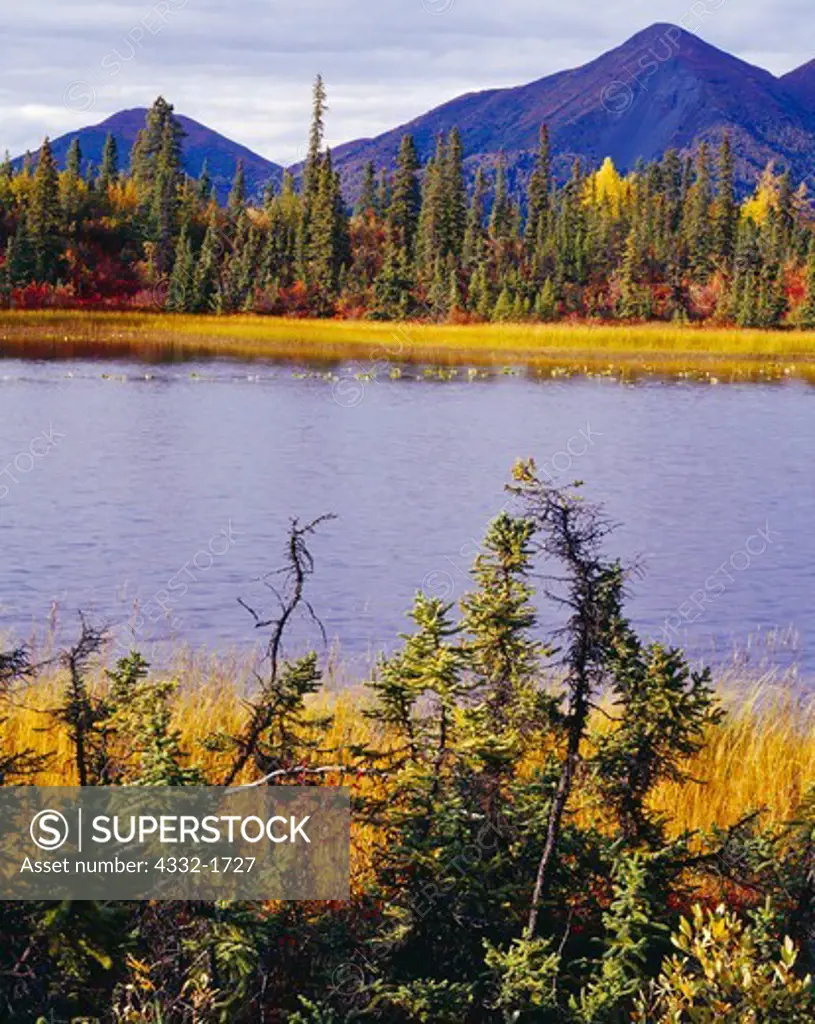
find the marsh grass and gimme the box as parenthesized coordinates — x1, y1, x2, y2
(2, 311, 815, 381)
(3, 649, 811, 838)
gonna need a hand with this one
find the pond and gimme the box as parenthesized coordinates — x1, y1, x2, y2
(0, 356, 811, 679)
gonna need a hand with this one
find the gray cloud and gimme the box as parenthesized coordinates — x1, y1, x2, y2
(1, 0, 812, 165)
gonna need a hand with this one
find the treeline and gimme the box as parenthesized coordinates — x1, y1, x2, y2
(4, 80, 815, 327)
(0, 467, 813, 1021)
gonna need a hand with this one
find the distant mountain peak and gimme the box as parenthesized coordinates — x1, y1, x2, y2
(13, 107, 283, 204)
(592, 21, 773, 76)
(97, 108, 150, 127)
(625, 21, 685, 43)
(329, 22, 815, 200)
(11, 24, 815, 207)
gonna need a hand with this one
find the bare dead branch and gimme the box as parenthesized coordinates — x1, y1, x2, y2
(223, 514, 335, 787)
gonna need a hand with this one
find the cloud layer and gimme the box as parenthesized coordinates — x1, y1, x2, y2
(1, 0, 811, 165)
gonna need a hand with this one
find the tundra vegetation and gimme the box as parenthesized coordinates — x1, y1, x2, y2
(0, 463, 813, 1022)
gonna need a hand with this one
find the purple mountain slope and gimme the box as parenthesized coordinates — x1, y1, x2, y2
(14, 25, 815, 205)
(328, 23, 815, 196)
(781, 58, 815, 110)
(14, 108, 283, 204)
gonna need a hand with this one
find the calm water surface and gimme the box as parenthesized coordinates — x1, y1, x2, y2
(0, 357, 812, 678)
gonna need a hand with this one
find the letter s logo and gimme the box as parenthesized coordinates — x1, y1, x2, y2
(30, 809, 70, 850)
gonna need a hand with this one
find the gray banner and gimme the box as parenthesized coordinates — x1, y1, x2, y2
(0, 786, 349, 900)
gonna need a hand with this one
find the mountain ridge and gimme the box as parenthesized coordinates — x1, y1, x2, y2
(326, 22, 815, 197)
(12, 24, 815, 202)
(12, 108, 284, 204)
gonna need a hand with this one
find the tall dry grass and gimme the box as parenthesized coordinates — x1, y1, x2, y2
(2, 310, 815, 381)
(652, 682, 815, 833)
(2, 650, 812, 838)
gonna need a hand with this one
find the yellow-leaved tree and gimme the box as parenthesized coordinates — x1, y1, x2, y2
(583, 156, 632, 218)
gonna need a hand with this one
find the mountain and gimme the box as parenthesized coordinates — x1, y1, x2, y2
(14, 109, 283, 204)
(329, 23, 815, 197)
(14, 26, 815, 207)
(781, 59, 815, 110)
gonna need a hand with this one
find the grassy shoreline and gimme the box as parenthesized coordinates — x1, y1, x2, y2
(3, 310, 815, 379)
(4, 656, 813, 837)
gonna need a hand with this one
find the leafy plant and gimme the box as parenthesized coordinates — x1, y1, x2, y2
(635, 903, 814, 1022)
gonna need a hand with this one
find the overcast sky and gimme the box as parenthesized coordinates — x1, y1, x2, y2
(1, 0, 812, 165)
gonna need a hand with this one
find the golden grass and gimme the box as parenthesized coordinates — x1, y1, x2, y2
(653, 686, 815, 834)
(3, 655, 812, 839)
(2, 310, 815, 381)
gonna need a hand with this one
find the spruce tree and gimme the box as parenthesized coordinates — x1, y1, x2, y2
(492, 285, 513, 321)
(373, 237, 412, 318)
(448, 260, 462, 313)
(777, 169, 795, 253)
(149, 117, 183, 277)
(534, 278, 557, 321)
(66, 139, 82, 179)
(427, 253, 448, 317)
(511, 291, 528, 320)
(461, 513, 543, 736)
(216, 212, 251, 311)
(416, 137, 446, 280)
(684, 142, 712, 281)
(377, 168, 390, 219)
(0, 240, 13, 303)
(467, 261, 491, 319)
(227, 159, 246, 217)
(525, 125, 551, 254)
(262, 177, 277, 211)
(192, 208, 220, 312)
(234, 225, 262, 311)
(367, 592, 469, 824)
(124, 99, 187, 280)
(197, 159, 212, 204)
(757, 217, 787, 327)
(442, 128, 468, 262)
(463, 166, 488, 269)
(167, 223, 194, 311)
(303, 74, 327, 202)
(355, 161, 377, 218)
(131, 96, 183, 187)
(799, 237, 815, 329)
(29, 137, 61, 281)
(263, 170, 300, 287)
(177, 176, 199, 231)
(661, 148, 683, 237)
(389, 134, 421, 258)
(62, 139, 84, 236)
(489, 155, 512, 243)
(617, 226, 646, 319)
(306, 150, 349, 305)
(713, 134, 737, 270)
(736, 270, 758, 327)
(98, 133, 118, 189)
(297, 75, 336, 286)
(2, 215, 34, 292)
